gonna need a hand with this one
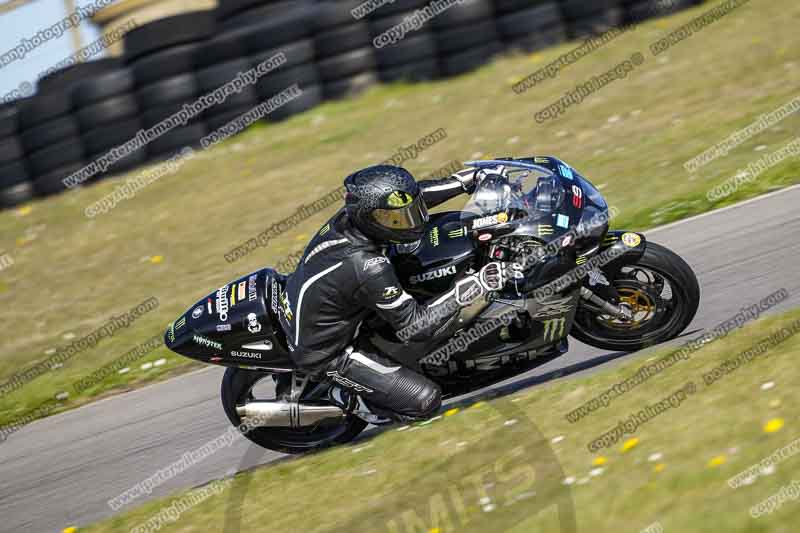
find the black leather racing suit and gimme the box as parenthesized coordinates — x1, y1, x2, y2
(276, 174, 472, 419)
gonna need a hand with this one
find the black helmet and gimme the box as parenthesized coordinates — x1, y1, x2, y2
(344, 165, 429, 244)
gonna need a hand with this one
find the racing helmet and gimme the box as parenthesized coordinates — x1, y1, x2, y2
(344, 165, 429, 244)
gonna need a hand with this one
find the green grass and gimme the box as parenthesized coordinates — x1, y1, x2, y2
(2, 0, 800, 426)
(81, 308, 800, 533)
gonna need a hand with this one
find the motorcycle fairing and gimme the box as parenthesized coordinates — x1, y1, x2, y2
(164, 268, 294, 371)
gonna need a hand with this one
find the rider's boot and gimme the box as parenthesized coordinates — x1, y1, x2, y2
(323, 346, 442, 421)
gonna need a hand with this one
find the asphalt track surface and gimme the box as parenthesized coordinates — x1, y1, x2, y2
(2, 186, 799, 532)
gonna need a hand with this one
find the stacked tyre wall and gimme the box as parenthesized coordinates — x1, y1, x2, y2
(0, 0, 705, 208)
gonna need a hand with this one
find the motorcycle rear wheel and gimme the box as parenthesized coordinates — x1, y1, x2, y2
(221, 368, 368, 454)
(570, 241, 700, 352)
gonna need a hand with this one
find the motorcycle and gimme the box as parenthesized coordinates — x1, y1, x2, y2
(164, 157, 700, 454)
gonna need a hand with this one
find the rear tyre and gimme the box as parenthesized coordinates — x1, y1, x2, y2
(570, 241, 700, 352)
(221, 367, 367, 454)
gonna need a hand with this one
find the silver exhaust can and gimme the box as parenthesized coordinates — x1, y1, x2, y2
(236, 401, 345, 428)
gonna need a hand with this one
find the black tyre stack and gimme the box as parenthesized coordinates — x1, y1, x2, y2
(36, 58, 122, 94)
(194, 27, 253, 131)
(72, 67, 144, 181)
(558, 0, 624, 38)
(495, 0, 567, 53)
(217, 0, 308, 30)
(367, 0, 440, 83)
(240, 8, 321, 121)
(0, 101, 33, 207)
(314, 1, 377, 99)
(18, 87, 85, 197)
(125, 11, 216, 160)
(433, 0, 501, 78)
(623, 0, 700, 24)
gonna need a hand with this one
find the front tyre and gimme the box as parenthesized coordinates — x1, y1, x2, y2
(571, 241, 700, 352)
(221, 368, 368, 455)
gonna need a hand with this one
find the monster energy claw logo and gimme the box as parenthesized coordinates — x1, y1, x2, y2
(543, 317, 566, 341)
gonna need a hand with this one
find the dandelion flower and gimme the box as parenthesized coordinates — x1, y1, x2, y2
(621, 438, 640, 453)
(764, 418, 784, 433)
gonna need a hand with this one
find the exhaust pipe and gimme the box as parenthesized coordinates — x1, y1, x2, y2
(236, 401, 345, 429)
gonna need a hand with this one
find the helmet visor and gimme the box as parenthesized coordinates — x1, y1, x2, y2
(371, 194, 429, 231)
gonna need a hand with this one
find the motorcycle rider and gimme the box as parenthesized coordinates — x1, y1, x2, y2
(276, 165, 507, 421)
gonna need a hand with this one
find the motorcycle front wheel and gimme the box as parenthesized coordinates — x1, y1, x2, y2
(570, 241, 700, 352)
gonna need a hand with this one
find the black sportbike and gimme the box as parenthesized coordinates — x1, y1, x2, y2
(165, 158, 700, 454)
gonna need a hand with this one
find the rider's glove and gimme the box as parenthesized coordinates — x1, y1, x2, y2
(454, 262, 508, 306)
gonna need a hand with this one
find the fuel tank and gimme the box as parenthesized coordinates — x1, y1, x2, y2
(163, 268, 294, 371)
(390, 211, 478, 299)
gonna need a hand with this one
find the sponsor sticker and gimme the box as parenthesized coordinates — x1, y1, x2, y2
(216, 285, 230, 321)
(571, 185, 583, 208)
(472, 212, 508, 230)
(271, 282, 278, 313)
(246, 313, 262, 334)
(409, 265, 457, 284)
(193, 335, 222, 350)
(478, 233, 492, 242)
(556, 214, 570, 228)
(429, 227, 440, 247)
(231, 351, 261, 359)
(216, 324, 232, 332)
(621, 232, 642, 248)
(559, 164, 574, 180)
(192, 306, 204, 319)
(448, 227, 466, 239)
(237, 281, 246, 302)
(248, 274, 258, 302)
